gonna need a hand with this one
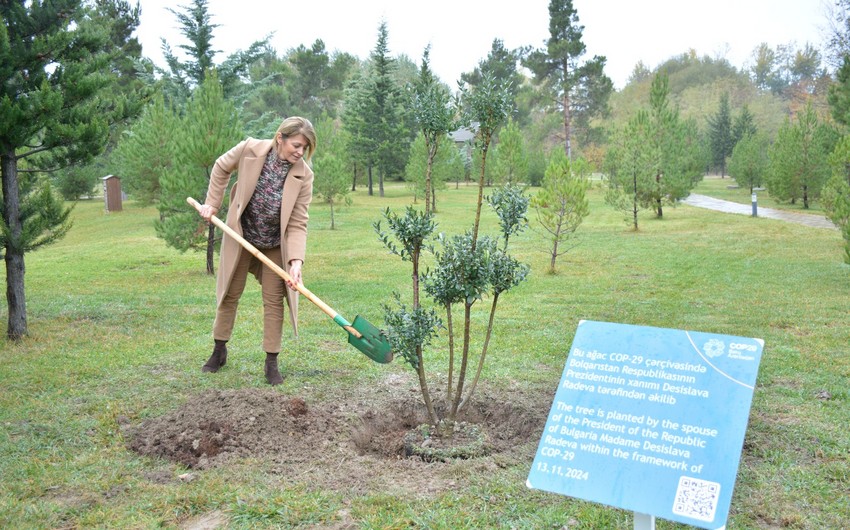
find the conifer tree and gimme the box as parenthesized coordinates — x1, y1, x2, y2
(404, 133, 461, 208)
(641, 73, 703, 217)
(728, 132, 769, 193)
(312, 116, 351, 229)
(708, 93, 734, 176)
(1, 0, 135, 339)
(344, 21, 409, 197)
(604, 112, 654, 231)
(766, 103, 832, 209)
(493, 118, 529, 185)
(113, 94, 179, 206)
(824, 136, 850, 263)
(156, 71, 242, 273)
(159, 0, 267, 102)
(523, 0, 613, 159)
(531, 150, 589, 273)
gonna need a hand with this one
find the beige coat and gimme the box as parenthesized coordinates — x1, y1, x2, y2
(204, 138, 314, 335)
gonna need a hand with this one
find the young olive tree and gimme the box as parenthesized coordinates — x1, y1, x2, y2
(411, 46, 460, 214)
(374, 207, 442, 424)
(376, 74, 528, 438)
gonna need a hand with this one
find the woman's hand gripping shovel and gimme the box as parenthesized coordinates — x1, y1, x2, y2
(188, 197, 392, 364)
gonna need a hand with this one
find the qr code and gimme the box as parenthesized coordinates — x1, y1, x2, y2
(672, 476, 721, 522)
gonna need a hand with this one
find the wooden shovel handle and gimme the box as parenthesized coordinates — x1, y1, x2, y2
(186, 197, 361, 337)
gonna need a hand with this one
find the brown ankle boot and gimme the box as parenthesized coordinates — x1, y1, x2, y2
(202, 340, 228, 373)
(264, 353, 283, 385)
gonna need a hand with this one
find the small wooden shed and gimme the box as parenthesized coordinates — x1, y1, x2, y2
(102, 175, 123, 212)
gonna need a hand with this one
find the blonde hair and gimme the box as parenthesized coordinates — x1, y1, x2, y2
(276, 116, 317, 161)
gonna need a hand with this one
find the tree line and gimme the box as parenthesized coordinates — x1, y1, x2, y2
(3, 0, 850, 342)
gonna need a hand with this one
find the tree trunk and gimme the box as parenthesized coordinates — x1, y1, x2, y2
(471, 143, 489, 248)
(351, 162, 357, 192)
(425, 143, 436, 215)
(803, 184, 809, 209)
(445, 302, 455, 403)
(563, 90, 572, 160)
(550, 240, 559, 274)
(206, 223, 215, 275)
(448, 303, 473, 424)
(378, 168, 384, 197)
(632, 172, 640, 231)
(367, 165, 373, 196)
(431, 181, 437, 213)
(416, 345, 439, 425)
(656, 172, 663, 217)
(459, 293, 500, 413)
(330, 201, 336, 230)
(1, 152, 27, 340)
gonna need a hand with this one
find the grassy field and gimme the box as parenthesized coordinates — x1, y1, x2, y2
(1, 181, 848, 529)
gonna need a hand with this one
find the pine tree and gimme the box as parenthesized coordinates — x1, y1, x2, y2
(829, 54, 850, 127)
(707, 92, 734, 176)
(523, 0, 613, 159)
(1, 0, 135, 339)
(493, 118, 529, 186)
(342, 70, 377, 195)
(342, 23, 409, 198)
(531, 150, 589, 273)
(366, 21, 409, 197)
(728, 132, 769, 193)
(766, 103, 832, 209)
(312, 116, 351, 229)
(405, 133, 461, 208)
(156, 71, 242, 273)
(604, 111, 654, 231)
(113, 94, 179, 206)
(159, 0, 267, 102)
(288, 40, 357, 119)
(732, 105, 758, 145)
(636, 72, 702, 217)
(824, 135, 850, 263)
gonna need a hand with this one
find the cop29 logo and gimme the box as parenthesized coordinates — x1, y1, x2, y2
(703, 339, 726, 358)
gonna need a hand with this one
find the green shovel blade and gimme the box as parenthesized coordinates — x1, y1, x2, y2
(348, 315, 393, 364)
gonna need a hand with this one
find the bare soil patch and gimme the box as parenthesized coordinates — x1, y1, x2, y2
(125, 373, 551, 496)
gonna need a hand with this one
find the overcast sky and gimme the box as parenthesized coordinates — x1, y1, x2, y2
(135, 0, 832, 90)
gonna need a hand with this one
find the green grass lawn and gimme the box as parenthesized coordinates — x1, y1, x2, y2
(1, 180, 848, 529)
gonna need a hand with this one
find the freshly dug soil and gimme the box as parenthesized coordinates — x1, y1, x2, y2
(125, 374, 551, 496)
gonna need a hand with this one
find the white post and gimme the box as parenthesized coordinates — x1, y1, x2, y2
(634, 512, 655, 530)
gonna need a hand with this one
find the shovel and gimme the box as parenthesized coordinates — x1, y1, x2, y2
(187, 197, 392, 364)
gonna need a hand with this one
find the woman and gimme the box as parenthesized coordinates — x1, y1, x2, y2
(196, 116, 316, 385)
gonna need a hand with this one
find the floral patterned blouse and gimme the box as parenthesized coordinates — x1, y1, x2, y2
(241, 149, 292, 249)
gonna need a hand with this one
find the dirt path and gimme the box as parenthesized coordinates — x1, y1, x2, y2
(682, 194, 837, 230)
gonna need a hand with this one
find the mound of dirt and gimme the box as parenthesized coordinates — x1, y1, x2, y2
(125, 380, 551, 496)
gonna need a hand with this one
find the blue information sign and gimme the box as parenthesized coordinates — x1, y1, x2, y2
(527, 320, 764, 529)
